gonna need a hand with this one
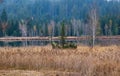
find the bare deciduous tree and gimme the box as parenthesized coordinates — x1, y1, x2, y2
(89, 8, 98, 47)
(109, 19, 112, 36)
(48, 20, 55, 44)
(19, 19, 27, 46)
(76, 20, 82, 45)
(1, 22, 7, 37)
(71, 19, 82, 45)
(105, 24, 108, 36)
(48, 24, 53, 43)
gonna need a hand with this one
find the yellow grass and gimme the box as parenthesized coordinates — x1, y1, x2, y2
(0, 45, 120, 76)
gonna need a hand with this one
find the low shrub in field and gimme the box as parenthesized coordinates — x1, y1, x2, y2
(51, 42, 61, 49)
(52, 21, 77, 49)
(52, 42, 77, 49)
(64, 43, 77, 49)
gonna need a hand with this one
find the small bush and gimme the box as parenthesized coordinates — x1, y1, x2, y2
(52, 21, 77, 49)
(52, 42, 77, 49)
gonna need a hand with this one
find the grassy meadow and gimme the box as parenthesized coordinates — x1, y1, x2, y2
(0, 45, 120, 76)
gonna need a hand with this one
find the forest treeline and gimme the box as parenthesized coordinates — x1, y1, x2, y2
(0, 0, 120, 37)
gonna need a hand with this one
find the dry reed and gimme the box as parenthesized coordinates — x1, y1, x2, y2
(0, 45, 120, 76)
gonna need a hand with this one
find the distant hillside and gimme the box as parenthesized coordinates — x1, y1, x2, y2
(0, 0, 120, 21)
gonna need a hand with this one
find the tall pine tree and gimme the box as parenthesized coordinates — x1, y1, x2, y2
(0, 8, 8, 37)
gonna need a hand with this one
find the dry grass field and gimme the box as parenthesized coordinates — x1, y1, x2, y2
(0, 45, 120, 76)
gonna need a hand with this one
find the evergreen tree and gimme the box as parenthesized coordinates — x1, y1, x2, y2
(0, 9, 8, 37)
(60, 21, 66, 48)
(44, 24, 48, 36)
(1, 9, 7, 23)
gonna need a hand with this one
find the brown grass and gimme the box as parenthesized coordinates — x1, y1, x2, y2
(0, 45, 120, 76)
